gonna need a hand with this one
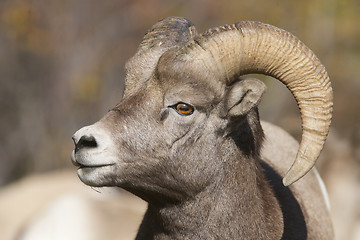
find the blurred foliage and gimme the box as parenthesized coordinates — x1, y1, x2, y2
(1, 0, 53, 54)
(0, 0, 358, 187)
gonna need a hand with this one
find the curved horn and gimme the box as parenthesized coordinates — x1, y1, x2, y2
(178, 21, 333, 186)
(124, 17, 197, 95)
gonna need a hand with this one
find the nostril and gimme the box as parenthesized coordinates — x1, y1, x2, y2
(75, 135, 98, 153)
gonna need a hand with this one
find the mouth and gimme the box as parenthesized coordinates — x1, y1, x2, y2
(77, 163, 115, 169)
(71, 150, 115, 169)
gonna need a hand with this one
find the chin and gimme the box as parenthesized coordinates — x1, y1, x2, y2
(77, 165, 118, 187)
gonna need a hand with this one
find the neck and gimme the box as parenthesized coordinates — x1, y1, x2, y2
(136, 152, 284, 240)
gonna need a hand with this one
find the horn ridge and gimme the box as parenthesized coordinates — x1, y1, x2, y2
(138, 16, 197, 53)
(125, 17, 197, 95)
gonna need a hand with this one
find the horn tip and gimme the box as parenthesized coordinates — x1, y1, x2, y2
(282, 176, 296, 187)
(282, 164, 312, 186)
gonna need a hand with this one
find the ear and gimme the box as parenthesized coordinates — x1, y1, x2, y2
(224, 78, 266, 117)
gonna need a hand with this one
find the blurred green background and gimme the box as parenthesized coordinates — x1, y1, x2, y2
(0, 0, 359, 239)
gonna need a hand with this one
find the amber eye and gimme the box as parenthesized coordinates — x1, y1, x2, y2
(173, 102, 194, 116)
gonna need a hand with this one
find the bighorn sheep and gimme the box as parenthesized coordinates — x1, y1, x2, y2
(71, 17, 333, 239)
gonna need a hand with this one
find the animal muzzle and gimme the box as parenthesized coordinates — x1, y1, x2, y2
(71, 124, 117, 168)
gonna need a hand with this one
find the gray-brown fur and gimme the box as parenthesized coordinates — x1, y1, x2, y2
(71, 17, 333, 239)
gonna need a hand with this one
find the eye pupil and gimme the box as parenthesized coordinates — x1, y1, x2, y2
(175, 103, 194, 115)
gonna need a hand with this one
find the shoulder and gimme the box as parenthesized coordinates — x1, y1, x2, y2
(260, 121, 333, 239)
(260, 120, 299, 177)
